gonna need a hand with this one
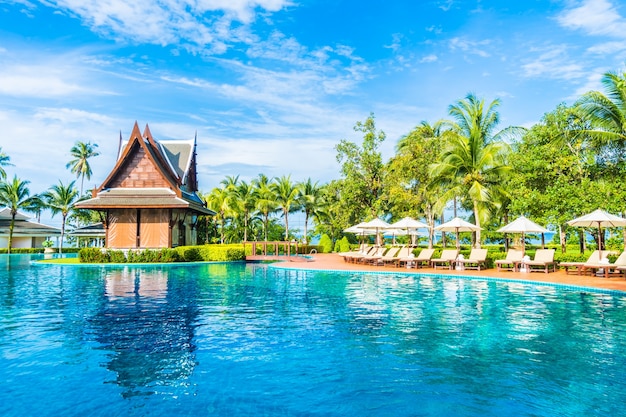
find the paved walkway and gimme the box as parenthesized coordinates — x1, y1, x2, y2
(262, 253, 626, 293)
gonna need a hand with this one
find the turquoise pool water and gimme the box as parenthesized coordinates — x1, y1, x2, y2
(1, 255, 626, 416)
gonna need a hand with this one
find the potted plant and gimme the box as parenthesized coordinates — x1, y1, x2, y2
(42, 240, 56, 253)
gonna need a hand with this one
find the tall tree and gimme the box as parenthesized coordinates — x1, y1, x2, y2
(0, 176, 37, 254)
(386, 121, 444, 247)
(204, 187, 231, 244)
(297, 178, 324, 244)
(271, 175, 300, 241)
(0, 147, 12, 179)
(253, 174, 277, 241)
(231, 180, 257, 242)
(576, 69, 626, 158)
(335, 113, 386, 224)
(42, 180, 80, 254)
(430, 94, 517, 247)
(66, 141, 100, 195)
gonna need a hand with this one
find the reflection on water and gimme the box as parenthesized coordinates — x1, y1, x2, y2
(92, 267, 198, 398)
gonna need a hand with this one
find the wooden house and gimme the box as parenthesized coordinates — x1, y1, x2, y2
(0, 208, 61, 249)
(74, 122, 214, 249)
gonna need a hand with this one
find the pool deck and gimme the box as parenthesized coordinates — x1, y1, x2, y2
(253, 253, 626, 293)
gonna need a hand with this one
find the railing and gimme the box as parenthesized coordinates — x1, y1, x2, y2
(243, 241, 299, 256)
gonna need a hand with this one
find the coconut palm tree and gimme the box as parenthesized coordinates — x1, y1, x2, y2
(42, 180, 80, 254)
(430, 93, 516, 247)
(66, 141, 100, 195)
(231, 180, 256, 242)
(253, 174, 277, 241)
(0, 147, 12, 179)
(297, 178, 323, 244)
(271, 175, 300, 241)
(204, 187, 230, 244)
(576, 70, 626, 153)
(0, 176, 38, 254)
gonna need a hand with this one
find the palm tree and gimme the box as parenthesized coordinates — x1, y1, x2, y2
(430, 93, 515, 247)
(0, 147, 12, 179)
(0, 176, 38, 254)
(253, 174, 277, 241)
(66, 141, 100, 195)
(271, 175, 300, 241)
(205, 187, 230, 244)
(297, 178, 323, 244)
(42, 180, 80, 254)
(231, 180, 256, 242)
(576, 70, 626, 153)
(22, 194, 47, 223)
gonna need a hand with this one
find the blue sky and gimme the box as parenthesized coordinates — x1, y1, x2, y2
(1, 0, 626, 228)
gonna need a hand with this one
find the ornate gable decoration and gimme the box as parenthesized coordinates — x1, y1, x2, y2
(98, 122, 181, 196)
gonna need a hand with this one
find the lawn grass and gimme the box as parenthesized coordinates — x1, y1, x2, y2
(39, 257, 81, 264)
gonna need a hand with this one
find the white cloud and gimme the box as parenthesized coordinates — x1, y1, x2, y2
(587, 40, 626, 54)
(449, 37, 491, 57)
(520, 45, 585, 80)
(35, 0, 293, 53)
(557, 0, 626, 38)
(420, 54, 438, 63)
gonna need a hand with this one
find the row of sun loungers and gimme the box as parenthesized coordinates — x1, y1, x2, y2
(341, 246, 626, 278)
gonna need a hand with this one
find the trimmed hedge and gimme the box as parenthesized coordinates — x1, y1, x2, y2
(0, 247, 81, 254)
(78, 244, 247, 263)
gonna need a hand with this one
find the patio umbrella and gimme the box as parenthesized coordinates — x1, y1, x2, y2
(497, 215, 549, 252)
(389, 216, 430, 246)
(434, 217, 480, 249)
(360, 218, 392, 246)
(344, 222, 376, 248)
(567, 209, 626, 255)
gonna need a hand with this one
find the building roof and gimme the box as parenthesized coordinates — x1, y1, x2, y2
(75, 122, 214, 216)
(0, 207, 31, 221)
(69, 222, 106, 237)
(0, 217, 61, 236)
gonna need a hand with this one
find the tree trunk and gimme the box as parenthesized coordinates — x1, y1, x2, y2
(8, 215, 15, 255)
(473, 201, 481, 248)
(559, 225, 566, 253)
(60, 215, 66, 254)
(284, 209, 289, 241)
(303, 211, 310, 244)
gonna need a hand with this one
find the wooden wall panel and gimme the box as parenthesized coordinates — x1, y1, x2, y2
(109, 146, 170, 189)
(108, 209, 137, 248)
(139, 209, 170, 248)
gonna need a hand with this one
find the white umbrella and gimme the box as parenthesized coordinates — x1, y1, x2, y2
(497, 215, 549, 251)
(361, 218, 391, 246)
(434, 217, 480, 249)
(567, 209, 626, 255)
(389, 216, 430, 246)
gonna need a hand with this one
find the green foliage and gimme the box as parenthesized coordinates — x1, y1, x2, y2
(318, 234, 333, 253)
(337, 236, 351, 252)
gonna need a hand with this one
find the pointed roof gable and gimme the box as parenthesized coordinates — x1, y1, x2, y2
(98, 122, 181, 196)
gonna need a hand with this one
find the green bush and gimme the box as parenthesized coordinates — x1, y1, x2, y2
(337, 237, 351, 253)
(318, 234, 333, 253)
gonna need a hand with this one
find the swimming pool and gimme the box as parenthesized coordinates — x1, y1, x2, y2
(1, 254, 626, 416)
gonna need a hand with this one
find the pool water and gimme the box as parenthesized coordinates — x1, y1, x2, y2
(1, 255, 626, 416)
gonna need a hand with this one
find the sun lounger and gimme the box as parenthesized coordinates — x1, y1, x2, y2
(522, 248, 557, 273)
(495, 249, 524, 272)
(384, 246, 412, 267)
(359, 247, 387, 264)
(431, 249, 459, 270)
(339, 246, 374, 263)
(370, 246, 403, 266)
(560, 250, 601, 275)
(455, 248, 488, 271)
(582, 251, 626, 278)
(398, 248, 435, 268)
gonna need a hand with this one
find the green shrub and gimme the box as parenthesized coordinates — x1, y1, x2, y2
(318, 234, 333, 253)
(337, 237, 351, 253)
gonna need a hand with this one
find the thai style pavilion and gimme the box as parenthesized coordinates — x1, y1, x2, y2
(75, 122, 214, 249)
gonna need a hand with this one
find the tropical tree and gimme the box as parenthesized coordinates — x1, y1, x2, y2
(575, 69, 626, 158)
(430, 93, 518, 247)
(66, 141, 100, 195)
(232, 180, 257, 242)
(22, 194, 47, 223)
(297, 178, 324, 244)
(334, 113, 386, 224)
(42, 180, 80, 254)
(253, 174, 277, 241)
(271, 175, 300, 241)
(0, 147, 12, 179)
(385, 121, 444, 247)
(204, 187, 231, 244)
(0, 176, 38, 254)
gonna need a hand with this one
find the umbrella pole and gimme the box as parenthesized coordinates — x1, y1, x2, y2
(456, 230, 460, 250)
